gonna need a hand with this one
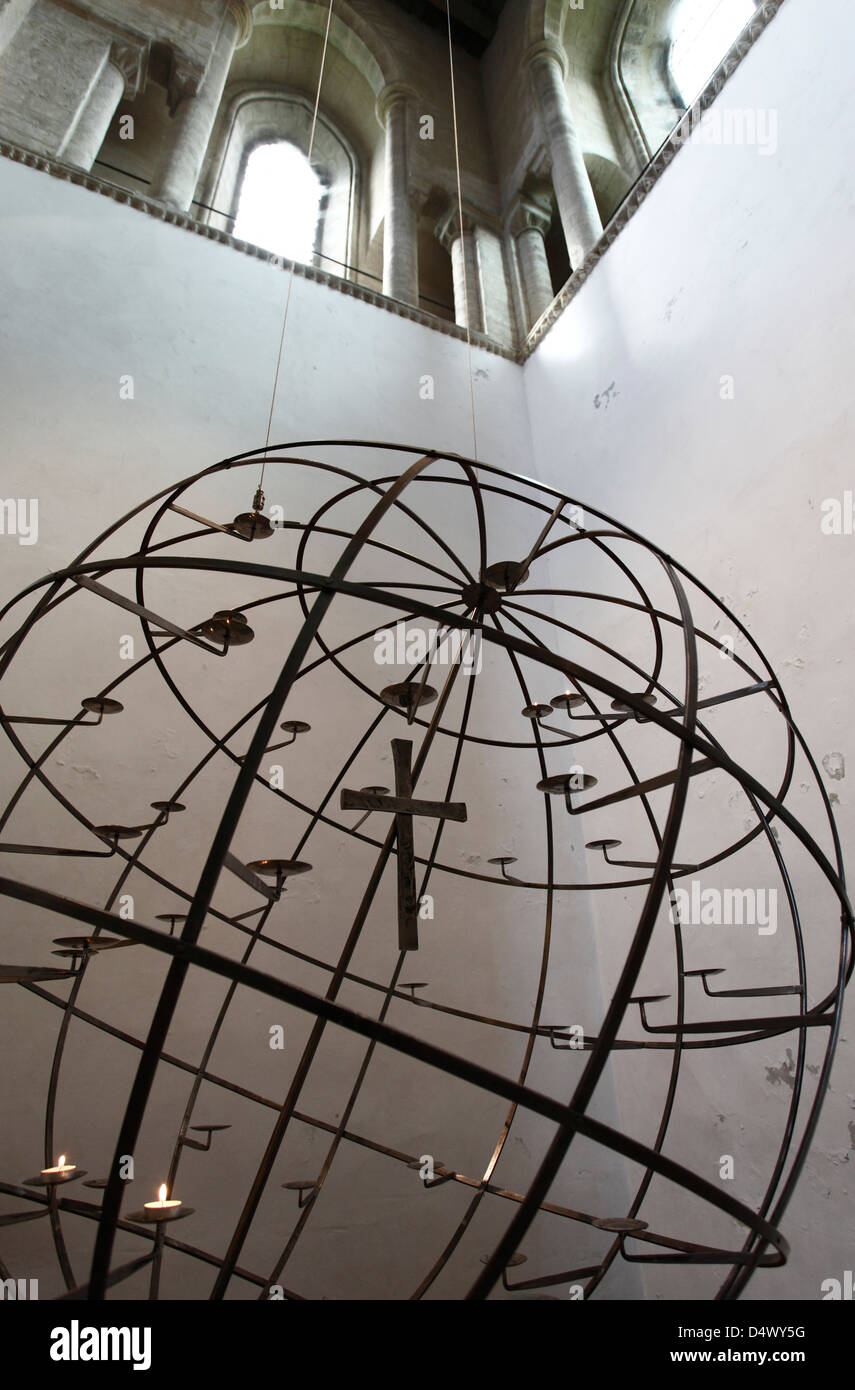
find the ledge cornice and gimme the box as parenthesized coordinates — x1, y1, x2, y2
(0, 139, 514, 361)
(0, 0, 789, 366)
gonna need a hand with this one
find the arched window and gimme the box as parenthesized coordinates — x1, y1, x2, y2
(199, 93, 358, 278)
(669, 0, 757, 106)
(233, 141, 324, 264)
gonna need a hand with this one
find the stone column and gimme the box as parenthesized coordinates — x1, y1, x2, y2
(56, 36, 148, 173)
(508, 195, 554, 330)
(526, 41, 602, 268)
(473, 224, 515, 348)
(149, 0, 252, 213)
(0, 0, 36, 58)
(435, 203, 484, 334)
(377, 83, 420, 306)
(58, 54, 125, 171)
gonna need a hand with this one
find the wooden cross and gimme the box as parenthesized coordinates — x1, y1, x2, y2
(341, 739, 467, 951)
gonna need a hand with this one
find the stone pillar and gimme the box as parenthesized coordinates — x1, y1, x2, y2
(377, 83, 421, 306)
(508, 195, 554, 330)
(0, 0, 36, 58)
(473, 224, 515, 349)
(149, 1, 252, 212)
(526, 41, 602, 268)
(435, 204, 484, 334)
(58, 54, 125, 170)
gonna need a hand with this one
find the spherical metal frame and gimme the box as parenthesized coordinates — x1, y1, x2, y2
(0, 439, 851, 1302)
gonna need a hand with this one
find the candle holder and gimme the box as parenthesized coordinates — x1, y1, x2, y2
(399, 981, 429, 1001)
(4, 695, 123, 727)
(487, 855, 520, 882)
(610, 692, 658, 721)
(521, 702, 582, 740)
(94, 824, 144, 845)
(480, 1251, 528, 1291)
(282, 1181, 318, 1208)
(246, 858, 312, 898)
(79, 696, 125, 716)
(52, 935, 133, 956)
(25, 1157, 86, 1188)
(586, 838, 699, 873)
(232, 486, 275, 540)
(180, 1124, 231, 1153)
(379, 681, 437, 712)
(196, 610, 255, 649)
(539, 1023, 590, 1051)
(591, 1216, 649, 1234)
(150, 800, 187, 821)
(407, 1157, 453, 1189)
(0, 440, 849, 1304)
(549, 691, 586, 713)
(521, 702, 554, 721)
(265, 719, 312, 752)
(127, 1186, 194, 1224)
(1, 962, 75, 983)
(155, 912, 189, 936)
(232, 510, 274, 541)
(536, 770, 598, 814)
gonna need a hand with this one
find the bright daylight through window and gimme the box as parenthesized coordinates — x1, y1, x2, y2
(233, 141, 323, 264)
(670, 0, 756, 105)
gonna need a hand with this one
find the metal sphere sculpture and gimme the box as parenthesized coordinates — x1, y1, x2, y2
(0, 441, 850, 1301)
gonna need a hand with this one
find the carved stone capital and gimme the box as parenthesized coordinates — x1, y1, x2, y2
(109, 37, 148, 101)
(228, 0, 254, 49)
(167, 59, 206, 116)
(507, 194, 552, 238)
(376, 82, 418, 130)
(434, 200, 478, 250)
(524, 39, 568, 81)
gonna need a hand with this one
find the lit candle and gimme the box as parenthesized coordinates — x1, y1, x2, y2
(25, 1152, 86, 1190)
(128, 1181, 192, 1226)
(41, 1154, 76, 1177)
(144, 1183, 182, 1213)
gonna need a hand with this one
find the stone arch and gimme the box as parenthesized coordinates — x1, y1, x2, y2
(202, 86, 359, 271)
(607, 0, 693, 162)
(250, 0, 402, 98)
(197, 4, 401, 274)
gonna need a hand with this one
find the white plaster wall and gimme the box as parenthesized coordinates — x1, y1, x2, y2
(524, 0, 855, 1300)
(6, 0, 848, 1302)
(0, 154, 639, 1297)
(0, 154, 522, 583)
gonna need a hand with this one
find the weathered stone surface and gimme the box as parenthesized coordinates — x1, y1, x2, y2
(0, 0, 780, 348)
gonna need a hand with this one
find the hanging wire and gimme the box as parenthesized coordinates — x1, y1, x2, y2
(258, 0, 479, 489)
(445, 0, 479, 460)
(259, 0, 336, 493)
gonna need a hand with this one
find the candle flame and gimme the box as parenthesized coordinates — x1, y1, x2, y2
(158, 1183, 167, 1203)
(57, 1155, 66, 1168)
